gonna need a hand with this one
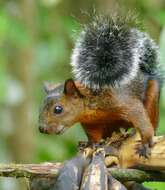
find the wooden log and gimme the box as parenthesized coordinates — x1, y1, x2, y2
(0, 163, 61, 178)
(0, 134, 164, 190)
(118, 134, 165, 170)
(0, 163, 165, 182)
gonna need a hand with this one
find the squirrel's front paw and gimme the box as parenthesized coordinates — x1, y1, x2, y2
(135, 137, 154, 158)
(135, 143, 151, 158)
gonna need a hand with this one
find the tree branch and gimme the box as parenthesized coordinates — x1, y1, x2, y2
(109, 168, 165, 182)
(0, 163, 164, 183)
(0, 134, 164, 190)
(0, 163, 61, 178)
(118, 134, 165, 170)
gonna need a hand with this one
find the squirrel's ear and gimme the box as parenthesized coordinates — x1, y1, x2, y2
(43, 82, 60, 94)
(64, 79, 83, 98)
(43, 82, 51, 94)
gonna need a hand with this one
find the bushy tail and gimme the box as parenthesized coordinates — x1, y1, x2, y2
(70, 15, 161, 90)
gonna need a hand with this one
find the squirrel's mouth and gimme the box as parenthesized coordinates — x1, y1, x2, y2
(54, 124, 66, 134)
(39, 124, 66, 135)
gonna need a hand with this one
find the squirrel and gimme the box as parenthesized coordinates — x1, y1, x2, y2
(39, 15, 163, 157)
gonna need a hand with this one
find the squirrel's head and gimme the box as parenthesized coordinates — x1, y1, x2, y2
(38, 79, 84, 135)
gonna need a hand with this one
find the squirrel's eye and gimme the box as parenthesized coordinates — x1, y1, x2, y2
(53, 105, 63, 114)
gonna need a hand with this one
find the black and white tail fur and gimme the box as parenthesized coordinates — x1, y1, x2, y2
(70, 16, 162, 90)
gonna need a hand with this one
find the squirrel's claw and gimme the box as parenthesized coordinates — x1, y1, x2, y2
(135, 137, 154, 158)
(135, 143, 151, 159)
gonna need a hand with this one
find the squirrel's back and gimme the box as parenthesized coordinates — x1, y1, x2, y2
(71, 16, 161, 91)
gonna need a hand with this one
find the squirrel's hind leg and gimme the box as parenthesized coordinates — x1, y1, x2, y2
(121, 100, 154, 158)
(143, 79, 160, 132)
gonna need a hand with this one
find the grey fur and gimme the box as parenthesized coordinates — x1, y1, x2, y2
(70, 16, 161, 90)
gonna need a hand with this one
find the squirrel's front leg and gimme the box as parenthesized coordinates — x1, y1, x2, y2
(122, 100, 154, 157)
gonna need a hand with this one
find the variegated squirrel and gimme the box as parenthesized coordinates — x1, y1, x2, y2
(39, 15, 163, 157)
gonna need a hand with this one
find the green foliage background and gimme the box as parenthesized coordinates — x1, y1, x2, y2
(0, 0, 164, 189)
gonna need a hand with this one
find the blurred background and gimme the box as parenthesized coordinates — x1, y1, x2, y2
(0, 0, 165, 189)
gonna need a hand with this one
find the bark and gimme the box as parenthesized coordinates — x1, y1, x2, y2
(0, 164, 164, 182)
(0, 135, 165, 182)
